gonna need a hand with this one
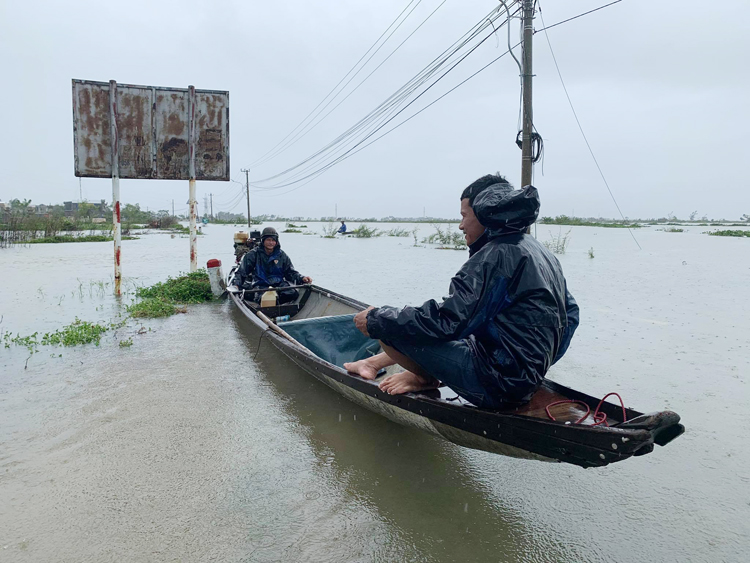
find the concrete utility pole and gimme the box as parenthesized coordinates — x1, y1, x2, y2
(210, 193, 213, 219)
(520, 0, 535, 188)
(241, 168, 251, 227)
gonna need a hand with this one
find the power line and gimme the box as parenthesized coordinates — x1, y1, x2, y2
(534, 0, 623, 34)
(249, 0, 424, 167)
(258, 42, 520, 195)
(251, 4, 512, 184)
(253, 0, 450, 169)
(537, 2, 640, 250)
(251, 3, 519, 188)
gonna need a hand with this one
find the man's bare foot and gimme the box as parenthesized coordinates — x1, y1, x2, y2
(378, 371, 440, 395)
(343, 359, 380, 380)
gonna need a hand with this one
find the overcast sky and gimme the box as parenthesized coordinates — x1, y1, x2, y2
(1, 0, 748, 220)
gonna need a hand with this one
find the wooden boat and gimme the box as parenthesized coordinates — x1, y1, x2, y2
(227, 281, 684, 468)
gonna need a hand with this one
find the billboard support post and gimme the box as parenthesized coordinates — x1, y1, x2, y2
(109, 80, 122, 296)
(188, 85, 198, 272)
(72, 79, 229, 283)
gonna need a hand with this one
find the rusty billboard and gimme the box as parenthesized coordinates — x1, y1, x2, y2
(72, 80, 230, 181)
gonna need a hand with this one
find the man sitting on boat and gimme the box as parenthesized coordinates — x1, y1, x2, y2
(344, 174, 579, 409)
(337, 220, 347, 234)
(232, 227, 312, 304)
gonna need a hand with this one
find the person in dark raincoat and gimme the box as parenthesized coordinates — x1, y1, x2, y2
(344, 174, 579, 409)
(232, 227, 312, 303)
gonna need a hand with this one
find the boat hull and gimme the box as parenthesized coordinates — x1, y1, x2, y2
(228, 285, 683, 468)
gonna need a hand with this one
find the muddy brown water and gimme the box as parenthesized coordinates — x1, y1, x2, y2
(1, 223, 749, 562)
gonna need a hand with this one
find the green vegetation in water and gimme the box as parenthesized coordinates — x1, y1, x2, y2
(3, 318, 124, 353)
(705, 229, 750, 237)
(282, 229, 302, 233)
(168, 224, 205, 235)
(543, 228, 572, 255)
(26, 235, 138, 244)
(119, 337, 134, 348)
(127, 270, 212, 318)
(320, 222, 338, 238)
(386, 227, 411, 237)
(128, 298, 184, 318)
(134, 270, 213, 303)
(350, 224, 382, 238)
(286, 223, 308, 228)
(422, 224, 466, 249)
(539, 216, 642, 228)
(662, 227, 684, 233)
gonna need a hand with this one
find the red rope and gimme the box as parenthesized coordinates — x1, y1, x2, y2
(546, 393, 627, 426)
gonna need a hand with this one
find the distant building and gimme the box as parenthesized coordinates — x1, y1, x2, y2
(63, 201, 79, 217)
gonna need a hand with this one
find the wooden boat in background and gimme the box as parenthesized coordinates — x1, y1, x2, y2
(227, 281, 684, 469)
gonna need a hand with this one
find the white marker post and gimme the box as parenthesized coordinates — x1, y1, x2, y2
(188, 85, 197, 272)
(109, 80, 122, 296)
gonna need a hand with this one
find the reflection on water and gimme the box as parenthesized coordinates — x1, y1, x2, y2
(1, 223, 749, 562)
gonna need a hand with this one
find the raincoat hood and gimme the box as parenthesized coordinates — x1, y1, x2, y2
(472, 184, 540, 234)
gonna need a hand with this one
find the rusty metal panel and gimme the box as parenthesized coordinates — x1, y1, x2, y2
(72, 80, 229, 181)
(154, 89, 189, 180)
(72, 81, 112, 178)
(194, 91, 230, 180)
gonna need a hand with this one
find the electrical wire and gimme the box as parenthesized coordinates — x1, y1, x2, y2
(252, 4, 512, 185)
(259, 43, 519, 197)
(534, 0, 623, 34)
(537, 2, 640, 249)
(249, 0, 424, 168)
(251, 3, 519, 188)
(252, 0, 450, 169)
(256, 18, 515, 189)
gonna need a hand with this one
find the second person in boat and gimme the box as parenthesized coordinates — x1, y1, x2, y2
(232, 227, 312, 304)
(344, 174, 579, 409)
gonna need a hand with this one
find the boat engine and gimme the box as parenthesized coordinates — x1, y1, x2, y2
(234, 230, 261, 262)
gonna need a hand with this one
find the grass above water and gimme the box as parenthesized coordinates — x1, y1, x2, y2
(4, 271, 214, 355)
(706, 229, 750, 237)
(127, 270, 213, 318)
(26, 235, 138, 244)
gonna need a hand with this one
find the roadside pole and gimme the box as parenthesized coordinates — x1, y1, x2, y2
(242, 168, 251, 227)
(520, 0, 534, 188)
(109, 80, 122, 296)
(188, 85, 198, 272)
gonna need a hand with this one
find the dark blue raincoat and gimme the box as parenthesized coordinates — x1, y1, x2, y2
(366, 185, 579, 403)
(233, 241, 305, 289)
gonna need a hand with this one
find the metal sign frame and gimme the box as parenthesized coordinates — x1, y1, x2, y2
(71, 79, 230, 293)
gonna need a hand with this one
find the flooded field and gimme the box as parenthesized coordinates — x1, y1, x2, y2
(1, 222, 749, 562)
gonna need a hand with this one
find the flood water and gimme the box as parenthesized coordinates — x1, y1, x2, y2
(1, 222, 749, 562)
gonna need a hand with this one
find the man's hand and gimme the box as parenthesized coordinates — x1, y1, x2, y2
(354, 306, 376, 337)
(301, 276, 312, 284)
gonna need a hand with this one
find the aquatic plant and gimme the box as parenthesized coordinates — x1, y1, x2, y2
(282, 229, 302, 233)
(538, 216, 642, 228)
(662, 227, 684, 233)
(286, 223, 307, 228)
(705, 229, 750, 237)
(386, 227, 411, 237)
(134, 270, 213, 304)
(422, 224, 466, 249)
(320, 222, 338, 238)
(119, 337, 134, 347)
(127, 271, 211, 318)
(3, 318, 125, 353)
(350, 224, 382, 238)
(543, 228, 572, 255)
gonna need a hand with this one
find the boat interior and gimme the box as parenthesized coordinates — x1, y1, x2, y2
(239, 285, 642, 427)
